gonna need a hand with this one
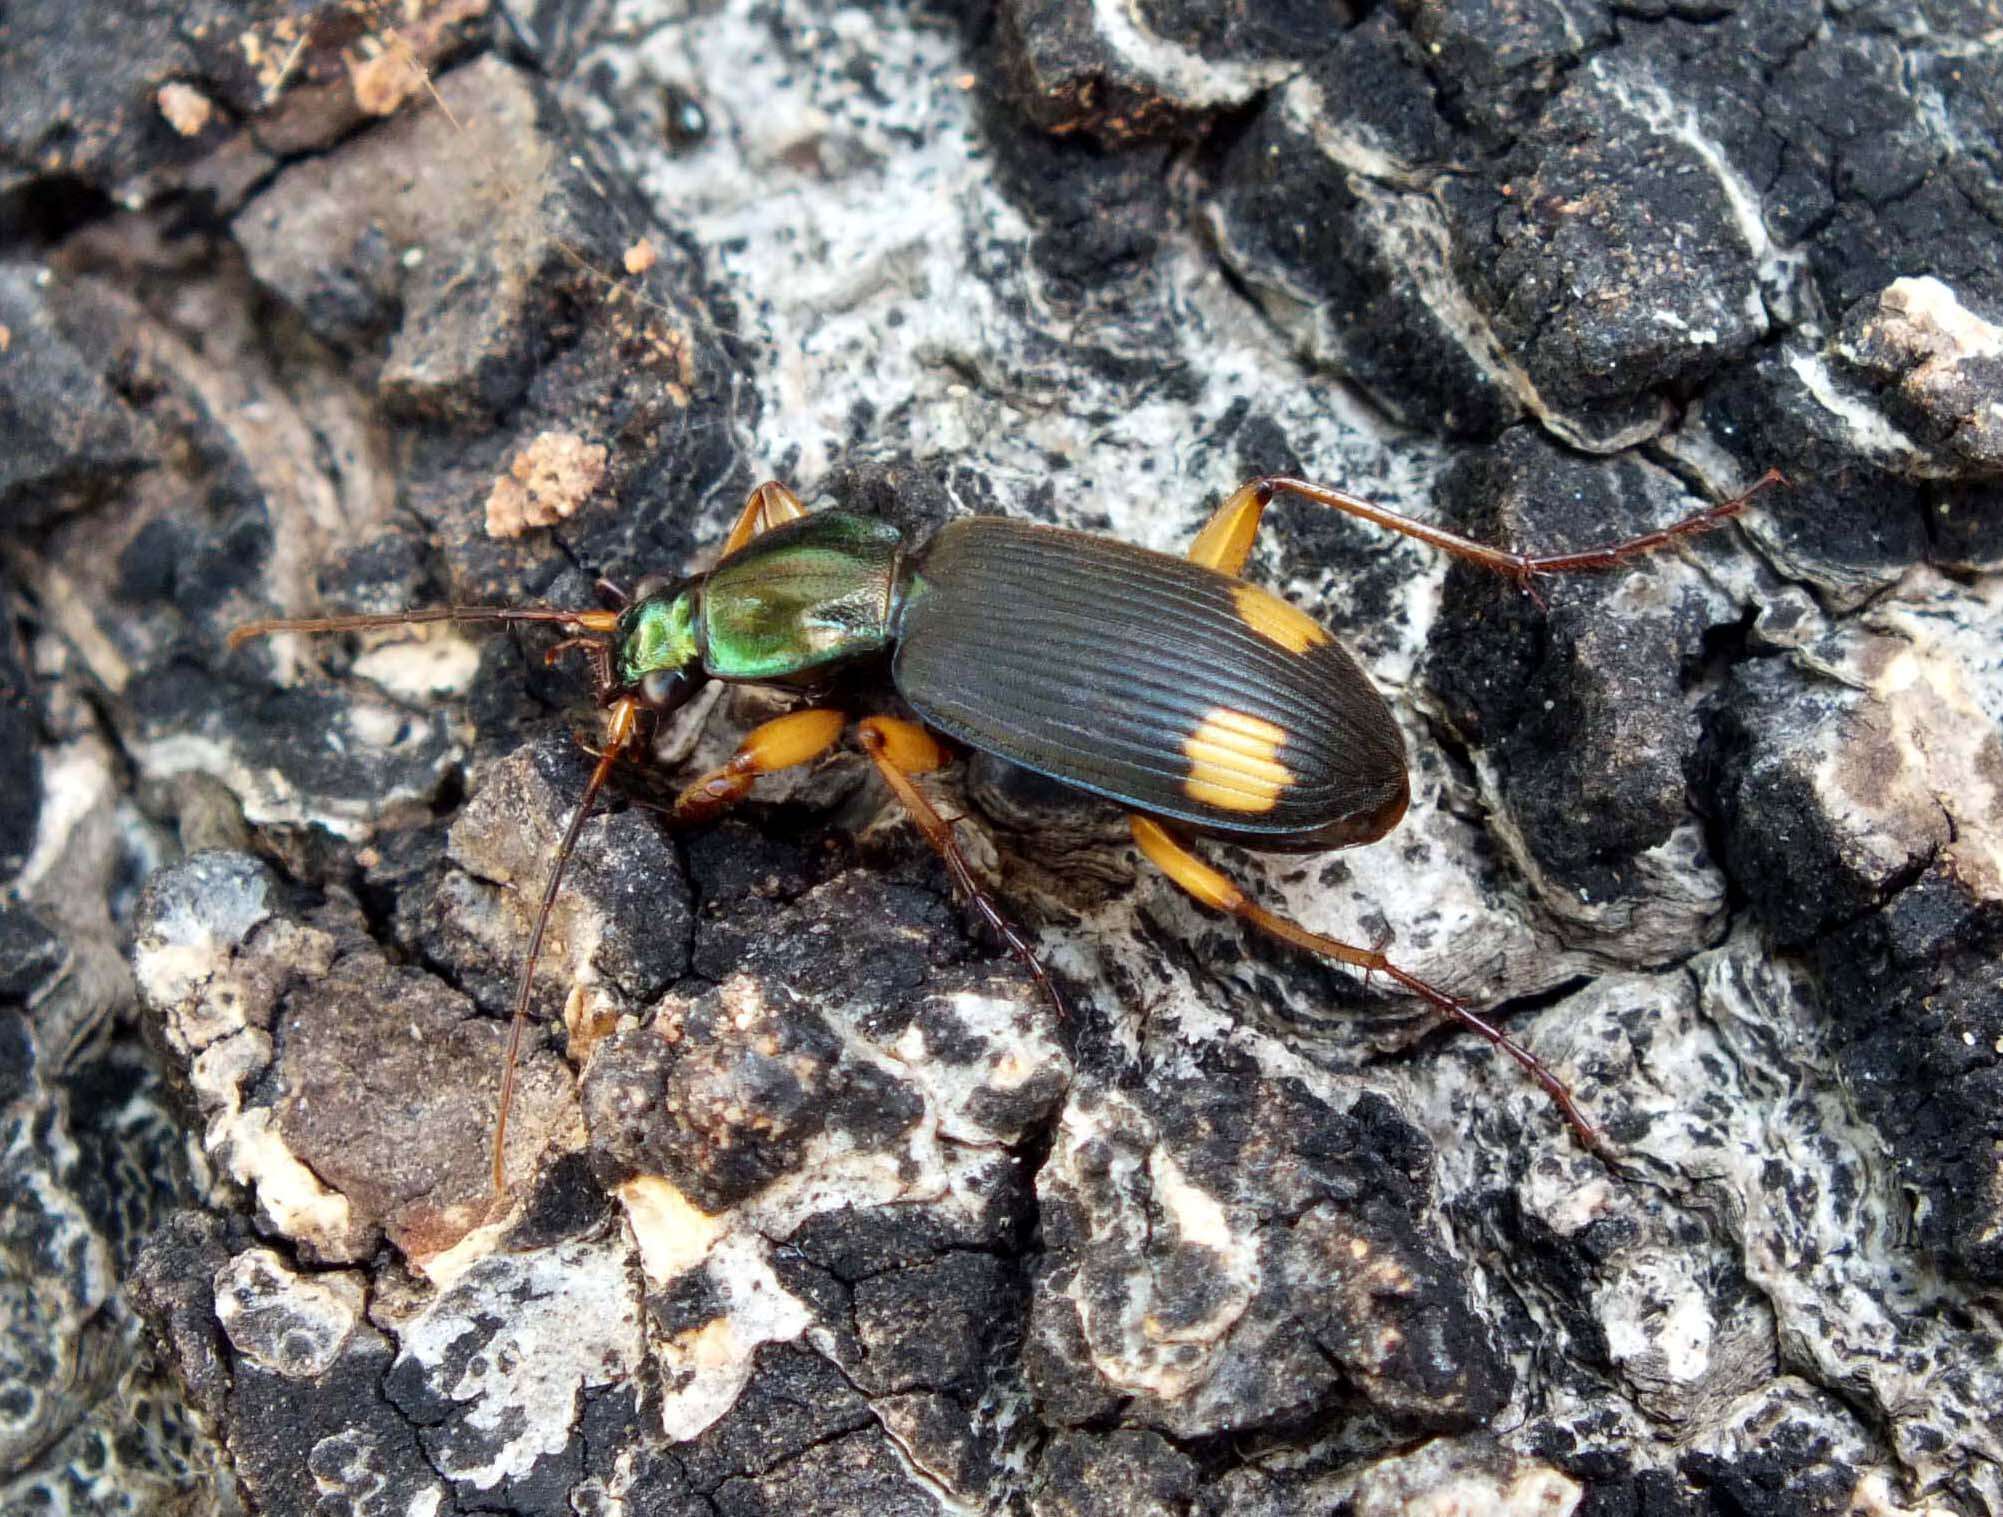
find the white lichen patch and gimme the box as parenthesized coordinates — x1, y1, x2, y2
(1278, 72, 1426, 187)
(1672, 929, 2003, 1492)
(1083, 0, 1299, 110)
(1148, 1149, 1241, 1259)
(1602, 59, 1803, 329)
(0, 1051, 120, 1355)
(740, 1104, 987, 1242)
(133, 706, 456, 842)
(442, 747, 617, 1040)
(391, 1233, 646, 1493)
(135, 856, 375, 1258)
(1835, 276, 2003, 471)
(350, 629, 483, 700)
(1682, 1379, 1970, 1517)
(653, 1232, 812, 1442)
(1389, 1467, 1580, 1517)
(599, 944, 1065, 1442)
(1519, 1164, 1617, 1239)
(307, 1427, 448, 1517)
(619, 1174, 727, 1287)
(1852, 274, 2003, 361)
(214, 1248, 367, 1378)
(1799, 617, 2003, 906)
(887, 989, 1072, 1145)
(412, 1214, 515, 1294)
(211, 1099, 366, 1260)
(1044, 1094, 1258, 1405)
(1280, 1439, 1583, 1517)
(576, 0, 1412, 563)
(1596, 1249, 1720, 1414)
(16, 740, 110, 902)
(1857, 614, 2003, 905)
(1846, 1468, 1961, 1517)
(1865, 571, 2003, 729)
(1254, 74, 1576, 445)
(1787, 348, 1925, 466)
(1412, 1466, 1580, 1517)
(132, 853, 276, 1028)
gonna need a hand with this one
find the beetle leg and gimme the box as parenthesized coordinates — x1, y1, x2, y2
(857, 716, 1067, 1021)
(1128, 815, 1608, 1156)
(717, 480, 810, 560)
(1189, 470, 1786, 585)
(673, 707, 847, 825)
(542, 636, 618, 703)
(1186, 480, 1273, 576)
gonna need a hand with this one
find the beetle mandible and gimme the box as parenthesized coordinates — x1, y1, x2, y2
(231, 468, 1784, 1194)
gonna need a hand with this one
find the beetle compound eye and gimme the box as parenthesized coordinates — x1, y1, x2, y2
(640, 668, 696, 711)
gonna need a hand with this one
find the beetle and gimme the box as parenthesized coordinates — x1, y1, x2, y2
(231, 468, 1783, 1194)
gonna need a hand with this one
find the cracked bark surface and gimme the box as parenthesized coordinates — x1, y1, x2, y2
(3, 1, 2002, 1513)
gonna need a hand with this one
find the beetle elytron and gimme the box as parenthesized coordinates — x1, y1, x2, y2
(232, 469, 1782, 1193)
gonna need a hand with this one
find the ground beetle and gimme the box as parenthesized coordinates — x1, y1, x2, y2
(232, 469, 1783, 1193)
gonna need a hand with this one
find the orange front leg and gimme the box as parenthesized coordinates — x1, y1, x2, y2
(673, 708, 847, 826)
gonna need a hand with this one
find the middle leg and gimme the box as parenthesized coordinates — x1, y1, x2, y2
(856, 716, 1066, 1020)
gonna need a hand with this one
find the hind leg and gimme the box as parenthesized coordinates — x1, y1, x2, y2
(1129, 814, 1606, 1155)
(1186, 471, 1785, 585)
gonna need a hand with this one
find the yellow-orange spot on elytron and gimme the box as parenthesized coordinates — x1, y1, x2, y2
(1232, 583, 1331, 654)
(1184, 708, 1295, 813)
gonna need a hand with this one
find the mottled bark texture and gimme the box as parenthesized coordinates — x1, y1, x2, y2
(3, 0, 2001, 1513)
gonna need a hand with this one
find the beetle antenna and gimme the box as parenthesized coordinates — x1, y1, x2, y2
(228, 605, 620, 651)
(490, 695, 644, 1199)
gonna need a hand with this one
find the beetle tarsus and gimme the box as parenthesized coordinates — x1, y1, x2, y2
(1517, 468, 1786, 578)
